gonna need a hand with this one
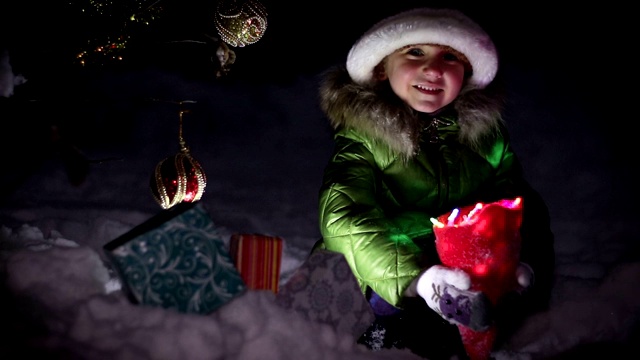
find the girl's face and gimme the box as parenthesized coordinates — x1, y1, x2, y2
(380, 44, 467, 114)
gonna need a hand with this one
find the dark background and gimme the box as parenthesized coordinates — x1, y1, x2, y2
(1, 1, 625, 80)
(2, 0, 631, 136)
(1, 1, 636, 226)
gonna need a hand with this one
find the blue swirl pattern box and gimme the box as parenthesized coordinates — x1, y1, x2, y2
(103, 201, 246, 314)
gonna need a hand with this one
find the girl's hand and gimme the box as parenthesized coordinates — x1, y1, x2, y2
(416, 265, 493, 331)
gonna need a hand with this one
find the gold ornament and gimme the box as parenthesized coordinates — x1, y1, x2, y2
(214, 0, 268, 47)
(150, 103, 207, 209)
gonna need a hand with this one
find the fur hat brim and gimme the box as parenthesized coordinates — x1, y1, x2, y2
(346, 8, 498, 89)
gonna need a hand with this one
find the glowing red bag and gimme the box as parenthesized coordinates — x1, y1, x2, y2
(432, 197, 523, 360)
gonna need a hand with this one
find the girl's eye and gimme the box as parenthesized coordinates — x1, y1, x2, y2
(406, 48, 424, 57)
(443, 52, 460, 62)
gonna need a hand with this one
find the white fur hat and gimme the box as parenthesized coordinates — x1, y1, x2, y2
(346, 8, 498, 89)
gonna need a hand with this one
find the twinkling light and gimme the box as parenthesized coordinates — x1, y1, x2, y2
(76, 35, 129, 66)
(71, 0, 164, 66)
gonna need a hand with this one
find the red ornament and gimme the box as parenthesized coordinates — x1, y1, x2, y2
(150, 150, 206, 209)
(150, 106, 207, 209)
(432, 198, 523, 360)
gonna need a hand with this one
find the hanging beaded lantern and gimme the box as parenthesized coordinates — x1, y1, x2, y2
(214, 0, 268, 47)
(150, 105, 207, 209)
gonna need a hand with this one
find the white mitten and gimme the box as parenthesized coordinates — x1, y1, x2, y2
(416, 265, 492, 331)
(515, 262, 535, 294)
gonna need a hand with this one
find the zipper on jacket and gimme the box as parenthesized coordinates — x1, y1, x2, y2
(424, 118, 454, 144)
(423, 117, 453, 207)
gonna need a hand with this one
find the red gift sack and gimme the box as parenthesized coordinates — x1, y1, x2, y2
(432, 197, 524, 360)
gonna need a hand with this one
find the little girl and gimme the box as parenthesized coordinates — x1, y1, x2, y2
(315, 7, 555, 359)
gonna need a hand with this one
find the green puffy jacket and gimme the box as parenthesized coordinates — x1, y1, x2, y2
(316, 67, 554, 309)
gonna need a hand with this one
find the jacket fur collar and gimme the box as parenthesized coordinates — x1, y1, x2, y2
(319, 65, 506, 158)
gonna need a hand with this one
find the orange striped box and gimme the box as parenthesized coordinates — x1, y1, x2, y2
(229, 234, 283, 293)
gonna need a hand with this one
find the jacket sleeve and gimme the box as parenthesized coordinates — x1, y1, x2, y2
(318, 137, 426, 307)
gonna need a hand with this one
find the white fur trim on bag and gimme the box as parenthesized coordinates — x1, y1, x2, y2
(346, 8, 498, 89)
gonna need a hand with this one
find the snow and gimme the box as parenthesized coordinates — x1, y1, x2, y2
(1, 20, 639, 359)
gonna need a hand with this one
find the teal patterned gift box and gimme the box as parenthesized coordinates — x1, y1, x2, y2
(103, 201, 246, 314)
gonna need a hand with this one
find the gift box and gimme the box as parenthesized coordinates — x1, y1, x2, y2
(229, 233, 283, 293)
(274, 249, 375, 340)
(103, 201, 246, 314)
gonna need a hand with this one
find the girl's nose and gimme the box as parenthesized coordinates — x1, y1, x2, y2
(423, 58, 443, 78)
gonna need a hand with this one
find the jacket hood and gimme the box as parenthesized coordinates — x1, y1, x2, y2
(319, 66, 505, 158)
